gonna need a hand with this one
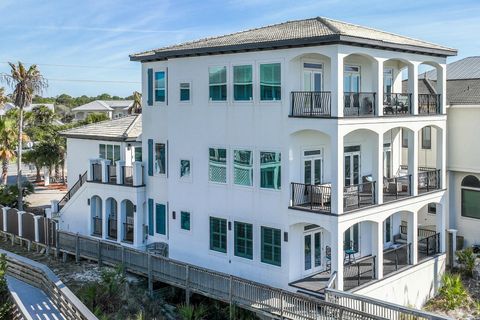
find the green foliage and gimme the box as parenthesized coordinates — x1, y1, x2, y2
(438, 273, 468, 310)
(178, 303, 207, 320)
(456, 248, 476, 277)
(82, 112, 109, 124)
(0, 182, 34, 207)
(0, 254, 12, 319)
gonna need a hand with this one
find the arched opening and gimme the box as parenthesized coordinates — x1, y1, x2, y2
(418, 61, 444, 115)
(417, 202, 443, 260)
(383, 58, 413, 116)
(106, 198, 118, 240)
(90, 196, 102, 237)
(418, 125, 442, 193)
(382, 213, 410, 276)
(460, 175, 480, 220)
(121, 200, 135, 243)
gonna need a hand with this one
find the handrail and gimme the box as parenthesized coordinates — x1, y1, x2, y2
(344, 181, 376, 211)
(58, 171, 87, 211)
(326, 271, 337, 289)
(418, 94, 441, 115)
(383, 93, 412, 115)
(290, 182, 332, 213)
(344, 92, 376, 117)
(290, 91, 332, 117)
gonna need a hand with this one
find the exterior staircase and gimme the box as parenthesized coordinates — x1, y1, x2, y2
(58, 171, 87, 211)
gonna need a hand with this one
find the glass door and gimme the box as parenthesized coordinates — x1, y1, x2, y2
(303, 150, 323, 185)
(344, 150, 360, 186)
(383, 145, 392, 179)
(384, 216, 393, 247)
(304, 229, 322, 274)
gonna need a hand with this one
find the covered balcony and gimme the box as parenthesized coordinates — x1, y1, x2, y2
(88, 158, 145, 187)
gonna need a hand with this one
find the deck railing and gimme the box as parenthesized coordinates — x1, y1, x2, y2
(418, 233, 441, 261)
(123, 222, 134, 243)
(399, 225, 437, 240)
(344, 92, 376, 117)
(108, 218, 117, 240)
(122, 166, 133, 186)
(58, 171, 87, 211)
(383, 243, 410, 276)
(108, 165, 117, 184)
(343, 255, 376, 291)
(418, 94, 441, 115)
(383, 93, 412, 115)
(383, 175, 411, 203)
(418, 169, 441, 194)
(92, 217, 102, 237)
(344, 181, 376, 211)
(290, 182, 331, 213)
(91, 163, 102, 182)
(290, 91, 331, 117)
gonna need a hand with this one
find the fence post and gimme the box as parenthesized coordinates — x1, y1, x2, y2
(97, 240, 102, 266)
(185, 265, 190, 305)
(147, 253, 153, 295)
(121, 246, 126, 267)
(279, 289, 284, 319)
(229, 275, 233, 319)
(75, 233, 80, 263)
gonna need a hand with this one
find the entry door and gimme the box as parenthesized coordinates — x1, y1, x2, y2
(303, 150, 323, 185)
(344, 150, 360, 186)
(304, 229, 322, 274)
(303, 70, 323, 92)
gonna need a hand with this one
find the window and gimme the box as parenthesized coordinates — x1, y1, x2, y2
(134, 147, 142, 162)
(402, 129, 409, 148)
(209, 148, 227, 183)
(260, 152, 281, 190)
(180, 211, 191, 231)
(461, 175, 480, 219)
(209, 66, 227, 101)
(155, 71, 166, 102)
(234, 222, 253, 259)
(234, 65, 252, 101)
(155, 143, 166, 174)
(260, 63, 281, 101)
(261, 227, 281, 266)
(383, 68, 393, 94)
(428, 203, 437, 214)
(99, 144, 121, 163)
(180, 82, 190, 102)
(155, 203, 166, 235)
(210, 217, 227, 253)
(180, 159, 191, 179)
(233, 150, 253, 186)
(344, 65, 360, 93)
(422, 127, 432, 149)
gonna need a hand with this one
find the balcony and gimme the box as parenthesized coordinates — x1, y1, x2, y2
(108, 218, 117, 240)
(343, 92, 376, 117)
(290, 91, 331, 117)
(418, 168, 441, 194)
(89, 159, 145, 187)
(92, 216, 102, 237)
(121, 165, 134, 186)
(123, 222, 134, 243)
(343, 181, 376, 211)
(91, 163, 102, 182)
(383, 93, 411, 116)
(108, 164, 117, 184)
(290, 182, 332, 213)
(383, 175, 412, 203)
(418, 94, 441, 115)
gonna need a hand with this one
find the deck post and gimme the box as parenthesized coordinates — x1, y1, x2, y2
(185, 265, 191, 305)
(229, 275, 233, 319)
(75, 233, 80, 263)
(121, 246, 126, 266)
(55, 229, 60, 259)
(97, 240, 102, 266)
(279, 289, 284, 319)
(147, 253, 153, 295)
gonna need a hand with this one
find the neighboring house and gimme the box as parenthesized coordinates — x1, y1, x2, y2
(72, 100, 133, 121)
(55, 17, 456, 308)
(0, 102, 54, 116)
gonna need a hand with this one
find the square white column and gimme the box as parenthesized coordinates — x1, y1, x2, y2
(17, 211, 24, 237)
(436, 64, 447, 114)
(330, 53, 345, 117)
(100, 159, 111, 183)
(436, 127, 447, 189)
(373, 133, 383, 205)
(408, 63, 419, 115)
(331, 131, 344, 215)
(331, 223, 344, 290)
(372, 222, 383, 279)
(375, 59, 385, 116)
(116, 160, 125, 185)
(2, 207, 9, 232)
(34, 215, 41, 242)
(407, 212, 418, 264)
(437, 196, 448, 253)
(133, 162, 144, 186)
(408, 130, 419, 196)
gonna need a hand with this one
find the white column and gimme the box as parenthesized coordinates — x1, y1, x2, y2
(133, 162, 144, 186)
(87, 159, 98, 181)
(2, 207, 9, 232)
(100, 159, 111, 183)
(407, 212, 418, 264)
(374, 133, 383, 205)
(331, 131, 344, 215)
(375, 59, 385, 117)
(330, 53, 345, 117)
(447, 229, 458, 267)
(436, 64, 447, 114)
(133, 196, 144, 246)
(332, 223, 344, 290)
(408, 130, 419, 196)
(436, 127, 447, 189)
(437, 197, 447, 253)
(372, 221, 384, 280)
(408, 63, 419, 115)
(118, 202, 123, 243)
(116, 160, 125, 185)
(17, 211, 24, 237)
(34, 215, 41, 242)
(50, 200, 59, 214)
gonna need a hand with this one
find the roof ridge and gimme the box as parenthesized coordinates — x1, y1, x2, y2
(124, 114, 141, 137)
(316, 16, 341, 34)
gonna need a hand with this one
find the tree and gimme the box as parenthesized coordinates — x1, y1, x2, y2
(128, 91, 142, 114)
(0, 117, 17, 185)
(83, 112, 109, 124)
(2, 62, 48, 210)
(0, 87, 7, 107)
(0, 254, 11, 318)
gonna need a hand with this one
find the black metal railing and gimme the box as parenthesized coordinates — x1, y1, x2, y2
(91, 163, 102, 182)
(123, 222, 134, 243)
(383, 243, 410, 277)
(418, 169, 441, 194)
(290, 182, 332, 213)
(122, 166, 133, 186)
(108, 165, 117, 184)
(92, 217, 102, 237)
(290, 91, 331, 117)
(418, 94, 441, 115)
(343, 255, 376, 291)
(343, 181, 376, 211)
(343, 92, 376, 117)
(383, 174, 411, 203)
(58, 171, 87, 211)
(383, 93, 411, 115)
(108, 218, 117, 240)
(418, 233, 441, 261)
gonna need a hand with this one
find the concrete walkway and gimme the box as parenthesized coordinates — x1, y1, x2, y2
(7, 275, 65, 320)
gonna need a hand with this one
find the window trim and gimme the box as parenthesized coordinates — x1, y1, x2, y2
(233, 64, 254, 102)
(232, 148, 254, 188)
(234, 221, 253, 260)
(208, 147, 228, 185)
(259, 150, 282, 191)
(154, 142, 167, 176)
(179, 81, 192, 103)
(261, 226, 282, 267)
(258, 61, 282, 103)
(208, 65, 228, 103)
(209, 217, 228, 253)
(461, 187, 480, 220)
(154, 70, 167, 104)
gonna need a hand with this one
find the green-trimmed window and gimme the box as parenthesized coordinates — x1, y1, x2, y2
(260, 151, 281, 190)
(155, 143, 166, 174)
(234, 222, 253, 259)
(260, 63, 281, 101)
(261, 227, 281, 266)
(99, 144, 121, 163)
(462, 189, 480, 219)
(210, 217, 227, 253)
(180, 211, 191, 230)
(234, 65, 252, 101)
(155, 71, 166, 102)
(209, 66, 227, 101)
(180, 82, 190, 101)
(134, 147, 142, 162)
(209, 148, 227, 183)
(234, 150, 253, 186)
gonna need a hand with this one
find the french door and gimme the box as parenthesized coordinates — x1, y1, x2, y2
(344, 147, 360, 186)
(304, 229, 323, 274)
(303, 69, 323, 92)
(303, 150, 323, 185)
(383, 145, 392, 179)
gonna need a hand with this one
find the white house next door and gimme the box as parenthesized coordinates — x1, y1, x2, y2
(304, 228, 322, 275)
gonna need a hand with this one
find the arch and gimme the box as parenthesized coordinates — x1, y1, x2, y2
(343, 52, 377, 63)
(289, 52, 332, 63)
(461, 175, 480, 188)
(106, 197, 118, 239)
(383, 57, 414, 68)
(90, 195, 102, 236)
(121, 199, 135, 243)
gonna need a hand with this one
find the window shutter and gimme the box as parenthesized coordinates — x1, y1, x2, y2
(155, 203, 166, 235)
(148, 139, 153, 176)
(148, 199, 154, 236)
(147, 68, 153, 106)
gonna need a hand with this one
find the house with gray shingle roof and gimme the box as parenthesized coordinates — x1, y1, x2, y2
(72, 100, 133, 121)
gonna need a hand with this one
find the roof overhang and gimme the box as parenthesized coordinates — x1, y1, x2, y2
(60, 133, 126, 142)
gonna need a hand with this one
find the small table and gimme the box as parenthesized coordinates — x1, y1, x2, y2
(344, 249, 357, 264)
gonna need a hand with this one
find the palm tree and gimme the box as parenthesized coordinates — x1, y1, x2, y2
(2, 62, 48, 210)
(0, 87, 7, 107)
(0, 117, 17, 185)
(127, 91, 142, 114)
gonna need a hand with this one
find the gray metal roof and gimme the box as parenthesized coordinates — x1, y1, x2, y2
(130, 17, 457, 62)
(421, 56, 480, 81)
(60, 115, 142, 141)
(71, 100, 133, 112)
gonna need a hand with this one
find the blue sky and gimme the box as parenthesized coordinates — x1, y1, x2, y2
(0, 0, 479, 97)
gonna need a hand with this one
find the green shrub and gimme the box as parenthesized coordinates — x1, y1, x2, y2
(0, 254, 12, 319)
(438, 273, 468, 310)
(456, 248, 476, 277)
(178, 303, 207, 320)
(0, 182, 34, 208)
